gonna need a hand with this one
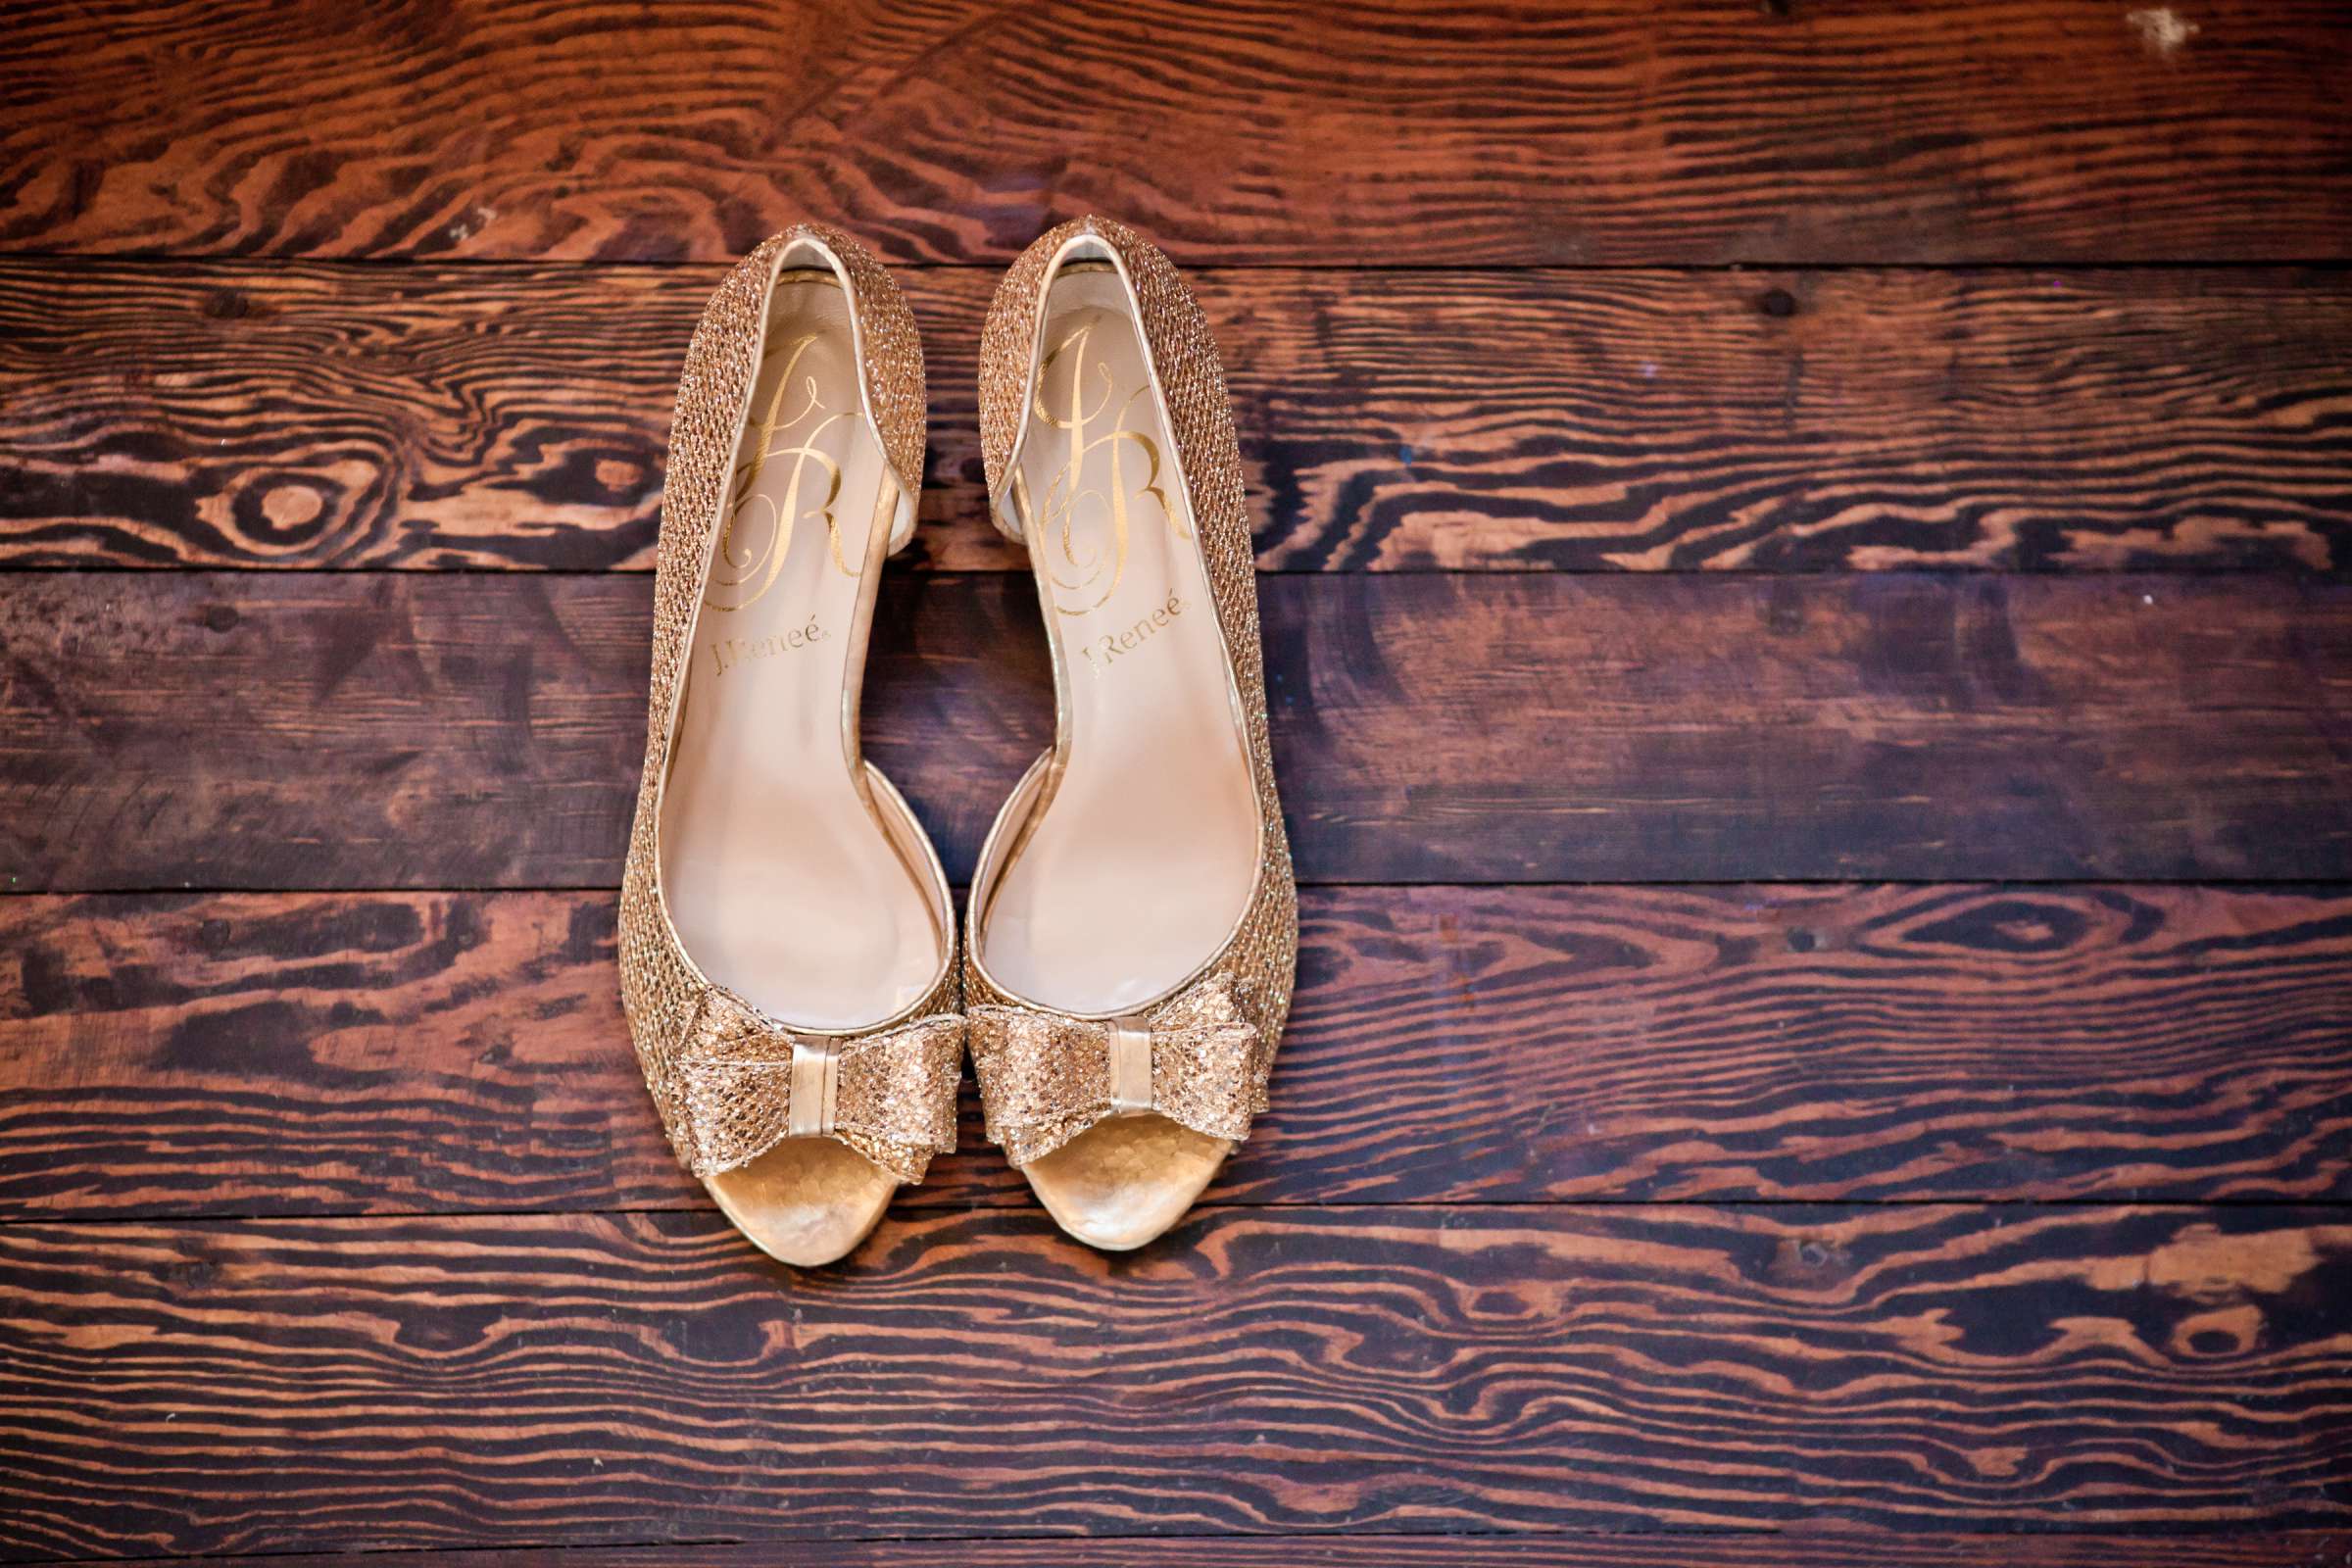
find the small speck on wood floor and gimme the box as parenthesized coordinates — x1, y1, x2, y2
(2, 3, 2349, 1564)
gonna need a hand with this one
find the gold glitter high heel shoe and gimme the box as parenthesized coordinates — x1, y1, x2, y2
(964, 217, 1298, 1250)
(617, 226, 962, 1268)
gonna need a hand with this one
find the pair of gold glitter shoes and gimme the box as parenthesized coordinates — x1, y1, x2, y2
(617, 218, 1297, 1265)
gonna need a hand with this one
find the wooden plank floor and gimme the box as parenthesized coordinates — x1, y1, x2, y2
(8, 262, 2350, 572)
(3, 3, 2350, 1564)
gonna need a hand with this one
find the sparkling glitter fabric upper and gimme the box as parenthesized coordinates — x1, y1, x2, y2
(968, 974, 1267, 1166)
(616, 225, 957, 1187)
(966, 216, 1298, 1169)
(676, 991, 964, 1181)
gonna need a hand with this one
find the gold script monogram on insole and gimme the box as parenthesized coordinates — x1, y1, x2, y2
(707, 332, 858, 614)
(1011, 321, 1188, 615)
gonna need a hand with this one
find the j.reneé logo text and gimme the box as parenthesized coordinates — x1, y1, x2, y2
(1078, 593, 1185, 674)
(710, 619, 826, 676)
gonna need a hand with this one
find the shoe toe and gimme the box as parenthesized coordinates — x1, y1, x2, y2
(706, 1139, 898, 1267)
(1023, 1115, 1230, 1250)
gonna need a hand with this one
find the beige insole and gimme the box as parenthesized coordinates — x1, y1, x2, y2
(661, 272, 944, 1266)
(982, 263, 1262, 1249)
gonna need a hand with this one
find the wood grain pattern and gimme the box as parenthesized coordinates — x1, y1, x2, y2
(3, 1204, 2347, 1556)
(0, 259, 691, 570)
(6, 883, 2349, 1220)
(5, 570, 2351, 891)
(6, 1, 2349, 265)
(93, 1535, 2352, 1568)
(9, 260, 2352, 574)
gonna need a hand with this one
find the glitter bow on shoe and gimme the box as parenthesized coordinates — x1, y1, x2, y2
(669, 986, 965, 1184)
(966, 975, 1269, 1167)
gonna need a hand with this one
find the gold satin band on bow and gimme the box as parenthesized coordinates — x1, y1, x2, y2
(966, 974, 1269, 1168)
(671, 985, 965, 1184)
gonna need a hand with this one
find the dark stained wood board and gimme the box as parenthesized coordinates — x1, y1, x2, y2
(81, 1536, 2352, 1568)
(4, 569, 2349, 891)
(5, 0, 2349, 266)
(6, 259, 2350, 573)
(3, 1203, 2350, 1558)
(5, 882, 2348, 1220)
